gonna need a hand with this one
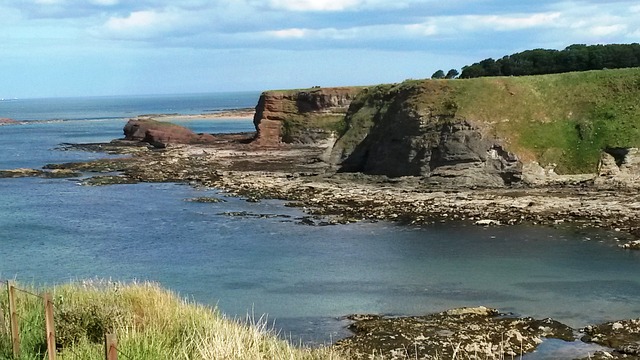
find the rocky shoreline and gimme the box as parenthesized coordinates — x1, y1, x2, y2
(32, 133, 640, 248)
(2, 121, 640, 358)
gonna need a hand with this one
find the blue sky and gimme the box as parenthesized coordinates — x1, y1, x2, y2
(1, 0, 640, 98)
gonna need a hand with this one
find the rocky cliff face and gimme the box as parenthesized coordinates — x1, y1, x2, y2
(252, 87, 361, 146)
(331, 82, 522, 187)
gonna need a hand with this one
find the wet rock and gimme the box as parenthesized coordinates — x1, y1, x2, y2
(475, 219, 501, 226)
(217, 211, 291, 219)
(56, 141, 150, 154)
(581, 319, 640, 357)
(619, 240, 640, 250)
(81, 175, 139, 186)
(42, 169, 83, 178)
(335, 307, 574, 359)
(0, 168, 43, 178)
(0, 168, 81, 179)
(186, 197, 227, 203)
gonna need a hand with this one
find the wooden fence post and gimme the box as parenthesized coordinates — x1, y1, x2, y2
(7, 281, 20, 358)
(105, 333, 118, 360)
(44, 293, 56, 360)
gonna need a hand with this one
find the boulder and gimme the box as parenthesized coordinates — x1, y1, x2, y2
(123, 119, 216, 148)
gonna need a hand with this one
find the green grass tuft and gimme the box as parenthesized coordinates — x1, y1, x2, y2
(0, 280, 344, 360)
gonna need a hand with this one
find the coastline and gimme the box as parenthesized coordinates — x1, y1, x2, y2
(134, 108, 255, 121)
(37, 137, 640, 248)
(4, 118, 640, 359)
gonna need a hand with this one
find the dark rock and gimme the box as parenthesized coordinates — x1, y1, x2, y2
(581, 319, 640, 356)
(335, 306, 574, 359)
(0, 168, 43, 178)
(123, 119, 217, 148)
(81, 175, 139, 186)
(0, 168, 81, 179)
(186, 197, 227, 203)
(331, 82, 522, 187)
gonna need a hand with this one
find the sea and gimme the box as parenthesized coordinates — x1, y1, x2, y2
(1, 92, 640, 358)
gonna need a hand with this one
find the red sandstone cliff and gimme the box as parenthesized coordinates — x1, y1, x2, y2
(252, 87, 362, 146)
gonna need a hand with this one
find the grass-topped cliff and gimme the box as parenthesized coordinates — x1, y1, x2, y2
(333, 67, 640, 177)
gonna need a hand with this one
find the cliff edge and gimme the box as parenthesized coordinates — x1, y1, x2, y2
(251, 68, 640, 187)
(331, 68, 640, 187)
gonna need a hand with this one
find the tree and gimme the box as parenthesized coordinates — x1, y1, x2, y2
(459, 43, 640, 78)
(431, 70, 445, 79)
(445, 69, 459, 79)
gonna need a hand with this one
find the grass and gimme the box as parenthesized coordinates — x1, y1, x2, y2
(0, 280, 345, 360)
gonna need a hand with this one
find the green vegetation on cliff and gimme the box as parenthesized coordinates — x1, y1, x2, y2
(460, 43, 640, 78)
(0, 280, 342, 360)
(336, 68, 640, 174)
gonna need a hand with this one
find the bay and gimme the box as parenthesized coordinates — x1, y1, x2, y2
(1, 93, 640, 354)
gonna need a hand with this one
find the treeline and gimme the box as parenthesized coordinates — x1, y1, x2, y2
(459, 43, 640, 78)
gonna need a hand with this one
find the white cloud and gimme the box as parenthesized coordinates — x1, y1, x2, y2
(405, 12, 562, 40)
(90, 0, 119, 5)
(587, 24, 627, 37)
(270, 28, 308, 38)
(265, 0, 413, 12)
(98, 8, 190, 39)
(473, 12, 562, 31)
(405, 23, 438, 36)
(268, 0, 361, 12)
(34, 0, 65, 4)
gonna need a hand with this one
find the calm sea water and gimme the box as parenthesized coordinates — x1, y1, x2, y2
(1, 93, 640, 357)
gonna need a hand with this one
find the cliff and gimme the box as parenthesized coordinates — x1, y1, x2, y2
(252, 87, 362, 145)
(329, 68, 640, 186)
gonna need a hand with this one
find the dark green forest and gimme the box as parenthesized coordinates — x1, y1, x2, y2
(459, 43, 640, 78)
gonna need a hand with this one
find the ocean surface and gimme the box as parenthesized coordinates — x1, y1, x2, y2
(1, 93, 640, 357)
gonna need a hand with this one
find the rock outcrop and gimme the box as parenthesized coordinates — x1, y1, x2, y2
(331, 82, 522, 187)
(252, 87, 361, 146)
(336, 307, 574, 359)
(596, 148, 640, 187)
(0, 118, 18, 125)
(123, 119, 216, 148)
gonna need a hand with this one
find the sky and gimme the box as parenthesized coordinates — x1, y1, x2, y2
(1, 0, 640, 98)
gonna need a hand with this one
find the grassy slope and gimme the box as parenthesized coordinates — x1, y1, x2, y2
(453, 68, 640, 173)
(0, 280, 343, 360)
(338, 68, 640, 174)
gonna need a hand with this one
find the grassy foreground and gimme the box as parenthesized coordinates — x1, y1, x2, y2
(0, 280, 345, 360)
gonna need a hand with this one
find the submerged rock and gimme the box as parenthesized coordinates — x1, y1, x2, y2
(186, 197, 227, 203)
(335, 306, 574, 359)
(0, 168, 81, 179)
(619, 240, 640, 250)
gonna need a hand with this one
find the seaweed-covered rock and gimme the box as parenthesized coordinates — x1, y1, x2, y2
(0, 168, 81, 179)
(335, 306, 574, 359)
(581, 319, 640, 357)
